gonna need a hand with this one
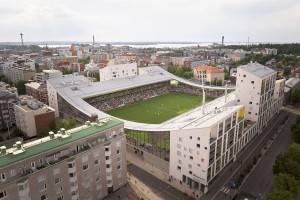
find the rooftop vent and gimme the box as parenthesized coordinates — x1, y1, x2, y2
(85, 121, 91, 126)
(49, 131, 54, 139)
(0, 146, 6, 154)
(16, 141, 22, 150)
(60, 128, 66, 135)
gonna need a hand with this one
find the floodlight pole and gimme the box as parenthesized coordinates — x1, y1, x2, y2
(201, 71, 206, 115)
(225, 83, 228, 103)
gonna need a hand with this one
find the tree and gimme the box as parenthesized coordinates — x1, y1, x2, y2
(38, 127, 50, 138)
(49, 120, 56, 131)
(224, 69, 230, 80)
(94, 72, 100, 81)
(283, 67, 291, 76)
(217, 79, 223, 86)
(274, 173, 298, 197)
(78, 58, 89, 64)
(273, 143, 300, 180)
(266, 190, 294, 200)
(14, 80, 28, 95)
(291, 87, 300, 105)
(13, 129, 23, 137)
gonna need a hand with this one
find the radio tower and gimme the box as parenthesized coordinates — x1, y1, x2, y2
(20, 33, 24, 46)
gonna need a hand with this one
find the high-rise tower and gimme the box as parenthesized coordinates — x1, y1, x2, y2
(20, 33, 24, 46)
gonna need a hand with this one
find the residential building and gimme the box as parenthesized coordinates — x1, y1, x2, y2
(171, 57, 190, 66)
(193, 65, 224, 84)
(0, 118, 127, 200)
(64, 56, 78, 63)
(25, 82, 48, 105)
(99, 63, 137, 82)
(36, 70, 63, 84)
(169, 63, 284, 194)
(14, 95, 55, 138)
(0, 84, 18, 129)
(284, 77, 300, 105)
(6, 66, 35, 83)
(90, 53, 114, 63)
(293, 66, 300, 78)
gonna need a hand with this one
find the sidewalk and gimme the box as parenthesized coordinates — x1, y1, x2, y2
(127, 149, 202, 199)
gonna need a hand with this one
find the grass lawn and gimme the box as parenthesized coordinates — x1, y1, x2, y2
(105, 92, 213, 124)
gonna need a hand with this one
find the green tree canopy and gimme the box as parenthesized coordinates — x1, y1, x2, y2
(291, 116, 300, 144)
(283, 67, 291, 76)
(14, 80, 28, 95)
(291, 87, 300, 105)
(274, 173, 298, 197)
(78, 58, 89, 64)
(266, 190, 294, 200)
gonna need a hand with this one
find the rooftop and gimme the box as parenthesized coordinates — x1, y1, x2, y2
(0, 118, 123, 169)
(239, 63, 276, 78)
(285, 77, 300, 88)
(15, 95, 48, 111)
(25, 82, 46, 90)
(194, 65, 224, 73)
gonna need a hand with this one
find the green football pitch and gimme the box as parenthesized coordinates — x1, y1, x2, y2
(105, 92, 213, 124)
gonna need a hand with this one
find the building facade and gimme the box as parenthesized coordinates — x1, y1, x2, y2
(25, 82, 48, 105)
(0, 118, 127, 200)
(99, 63, 137, 82)
(193, 65, 224, 84)
(36, 70, 63, 84)
(0, 85, 18, 129)
(14, 95, 55, 138)
(5, 66, 35, 83)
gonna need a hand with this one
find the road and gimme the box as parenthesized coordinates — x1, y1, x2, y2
(237, 114, 296, 199)
(200, 110, 289, 200)
(128, 164, 194, 200)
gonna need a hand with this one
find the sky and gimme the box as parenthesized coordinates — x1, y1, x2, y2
(1, 0, 300, 43)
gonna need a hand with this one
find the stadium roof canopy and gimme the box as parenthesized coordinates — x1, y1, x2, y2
(48, 66, 237, 131)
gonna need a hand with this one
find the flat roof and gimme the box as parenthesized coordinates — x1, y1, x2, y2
(0, 118, 123, 169)
(240, 63, 276, 78)
(48, 66, 236, 131)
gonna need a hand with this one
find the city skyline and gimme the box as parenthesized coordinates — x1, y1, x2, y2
(1, 0, 300, 43)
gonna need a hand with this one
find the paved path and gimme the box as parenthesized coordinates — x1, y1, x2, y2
(237, 114, 296, 199)
(128, 164, 194, 200)
(200, 111, 289, 200)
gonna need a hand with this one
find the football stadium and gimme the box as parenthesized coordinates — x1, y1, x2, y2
(47, 64, 285, 193)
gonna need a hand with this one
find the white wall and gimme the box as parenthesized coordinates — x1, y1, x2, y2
(99, 63, 137, 82)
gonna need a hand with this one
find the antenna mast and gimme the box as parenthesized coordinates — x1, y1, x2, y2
(201, 71, 206, 115)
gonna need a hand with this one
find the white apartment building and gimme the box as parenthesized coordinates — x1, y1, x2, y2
(36, 70, 63, 84)
(6, 66, 35, 83)
(169, 63, 285, 194)
(14, 95, 55, 137)
(99, 63, 137, 82)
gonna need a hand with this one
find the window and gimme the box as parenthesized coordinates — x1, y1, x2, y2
(248, 112, 251, 114)
(94, 160, 99, 165)
(82, 155, 88, 162)
(93, 151, 99, 157)
(117, 157, 121, 162)
(177, 144, 181, 148)
(54, 177, 61, 184)
(177, 151, 181, 156)
(197, 151, 200, 155)
(118, 179, 123, 185)
(105, 148, 109, 152)
(243, 75, 246, 77)
(204, 147, 207, 150)
(118, 172, 122, 178)
(95, 167, 101, 174)
(96, 192, 102, 198)
(40, 184, 47, 192)
(0, 173, 5, 182)
(69, 172, 76, 177)
(10, 169, 16, 177)
(96, 175, 101, 182)
(105, 156, 109, 160)
(197, 144, 200, 148)
(70, 181, 77, 187)
(189, 171, 192, 175)
(189, 136, 192, 140)
(106, 164, 110, 168)
(83, 173, 90, 180)
(37, 175, 45, 182)
(178, 160, 182, 164)
(116, 150, 120, 154)
(189, 148, 193, 153)
(106, 172, 111, 177)
(56, 186, 62, 194)
(53, 168, 60, 175)
(18, 185, 25, 191)
(83, 164, 89, 171)
(184, 147, 187, 151)
(31, 162, 35, 168)
(68, 163, 74, 168)
(57, 196, 63, 200)
(84, 182, 90, 188)
(179, 137, 183, 142)
(197, 137, 200, 141)
(116, 141, 121, 147)
(40, 194, 48, 200)
(249, 101, 252, 104)
(237, 99, 240, 102)
(251, 81, 254, 84)
(0, 191, 7, 199)
(188, 164, 192, 169)
(96, 184, 102, 190)
(117, 165, 121, 170)
(177, 166, 181, 171)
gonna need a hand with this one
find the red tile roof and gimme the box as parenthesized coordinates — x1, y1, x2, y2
(194, 65, 223, 73)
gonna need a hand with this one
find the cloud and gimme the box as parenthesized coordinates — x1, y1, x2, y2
(0, 0, 299, 42)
